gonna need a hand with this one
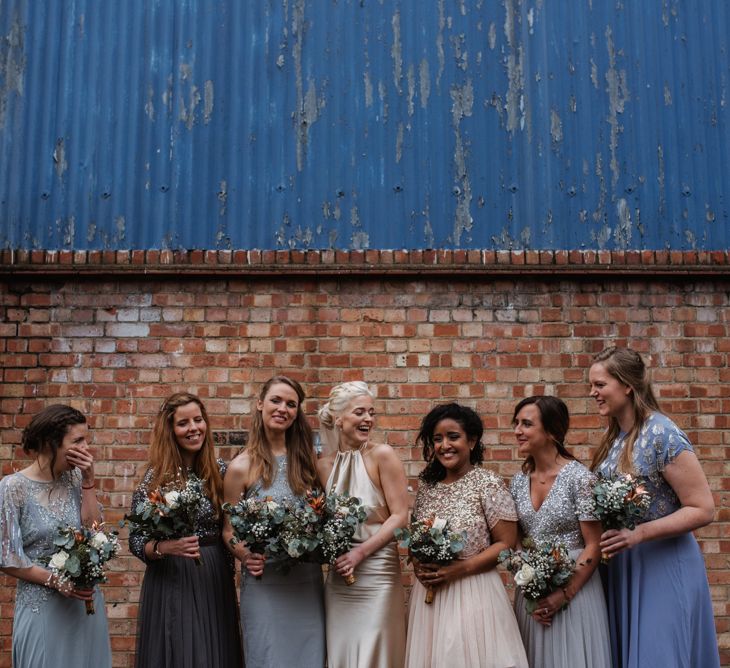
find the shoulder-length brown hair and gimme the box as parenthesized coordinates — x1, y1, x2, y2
(512, 395, 575, 474)
(246, 376, 318, 496)
(589, 347, 661, 473)
(147, 392, 224, 514)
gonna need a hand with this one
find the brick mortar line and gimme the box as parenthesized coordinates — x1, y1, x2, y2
(0, 249, 729, 277)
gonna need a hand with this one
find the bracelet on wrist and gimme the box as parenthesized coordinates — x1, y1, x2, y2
(44, 571, 56, 589)
(561, 587, 572, 605)
(153, 540, 164, 559)
(81, 482, 95, 490)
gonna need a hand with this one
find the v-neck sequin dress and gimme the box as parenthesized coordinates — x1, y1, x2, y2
(510, 460, 611, 668)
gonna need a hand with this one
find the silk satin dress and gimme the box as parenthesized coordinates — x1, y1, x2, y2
(325, 446, 406, 668)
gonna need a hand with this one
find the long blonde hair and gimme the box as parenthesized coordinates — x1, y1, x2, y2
(246, 376, 318, 495)
(590, 347, 661, 473)
(147, 392, 224, 514)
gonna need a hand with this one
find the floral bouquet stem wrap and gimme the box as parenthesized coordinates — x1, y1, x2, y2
(48, 522, 120, 614)
(499, 537, 575, 614)
(591, 473, 650, 563)
(223, 496, 286, 579)
(395, 516, 466, 604)
(318, 493, 367, 585)
(123, 473, 207, 565)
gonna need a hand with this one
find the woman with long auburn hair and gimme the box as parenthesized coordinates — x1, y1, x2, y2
(223, 376, 325, 668)
(129, 392, 243, 668)
(589, 346, 719, 668)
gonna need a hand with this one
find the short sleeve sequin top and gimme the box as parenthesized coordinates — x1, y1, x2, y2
(413, 466, 517, 558)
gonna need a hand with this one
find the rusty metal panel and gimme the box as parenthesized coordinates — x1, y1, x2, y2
(0, 0, 728, 250)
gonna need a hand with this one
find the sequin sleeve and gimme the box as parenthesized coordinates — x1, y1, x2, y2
(572, 464, 598, 522)
(0, 475, 33, 569)
(128, 467, 153, 563)
(479, 469, 518, 529)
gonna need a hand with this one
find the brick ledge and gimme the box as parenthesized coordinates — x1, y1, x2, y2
(1, 249, 729, 277)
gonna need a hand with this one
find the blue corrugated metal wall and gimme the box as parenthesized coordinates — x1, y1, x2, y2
(0, 0, 728, 250)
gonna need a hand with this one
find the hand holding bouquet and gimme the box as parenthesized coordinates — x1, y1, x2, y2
(591, 473, 650, 561)
(499, 537, 575, 614)
(318, 493, 367, 585)
(279, 489, 327, 560)
(395, 516, 466, 603)
(223, 495, 286, 577)
(47, 522, 120, 614)
(124, 473, 206, 564)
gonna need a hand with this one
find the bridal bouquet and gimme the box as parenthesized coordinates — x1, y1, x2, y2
(223, 495, 287, 576)
(591, 473, 651, 561)
(48, 522, 120, 614)
(395, 516, 466, 603)
(279, 489, 327, 560)
(318, 493, 367, 585)
(124, 472, 207, 564)
(499, 537, 575, 613)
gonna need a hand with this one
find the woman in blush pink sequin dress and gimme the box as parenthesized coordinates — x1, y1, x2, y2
(405, 403, 528, 668)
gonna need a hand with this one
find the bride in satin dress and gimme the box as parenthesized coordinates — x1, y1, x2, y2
(317, 381, 409, 668)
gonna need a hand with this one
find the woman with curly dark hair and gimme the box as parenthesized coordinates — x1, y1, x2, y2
(405, 403, 527, 668)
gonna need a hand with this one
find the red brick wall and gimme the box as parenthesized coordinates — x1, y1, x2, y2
(1, 254, 728, 666)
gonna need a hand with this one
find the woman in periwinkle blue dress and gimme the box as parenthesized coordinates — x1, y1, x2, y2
(223, 376, 325, 668)
(589, 346, 720, 668)
(0, 404, 112, 668)
(510, 396, 611, 668)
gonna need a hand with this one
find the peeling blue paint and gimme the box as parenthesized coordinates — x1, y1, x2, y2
(0, 0, 728, 250)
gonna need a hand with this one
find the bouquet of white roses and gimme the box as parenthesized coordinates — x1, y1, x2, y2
(395, 516, 466, 603)
(499, 537, 575, 613)
(47, 522, 120, 614)
(592, 473, 650, 561)
(317, 493, 367, 585)
(223, 495, 287, 577)
(124, 472, 207, 564)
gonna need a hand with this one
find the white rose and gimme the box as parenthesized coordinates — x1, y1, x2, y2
(432, 517, 447, 532)
(50, 550, 69, 570)
(514, 563, 535, 587)
(164, 490, 181, 509)
(91, 532, 109, 549)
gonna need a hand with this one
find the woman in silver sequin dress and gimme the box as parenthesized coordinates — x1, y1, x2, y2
(0, 404, 112, 667)
(405, 403, 527, 668)
(223, 376, 325, 668)
(510, 396, 611, 668)
(130, 392, 243, 668)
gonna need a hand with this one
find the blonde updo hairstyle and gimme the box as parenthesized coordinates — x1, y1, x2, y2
(318, 381, 375, 453)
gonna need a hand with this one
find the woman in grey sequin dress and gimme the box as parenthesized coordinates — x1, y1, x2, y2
(223, 377, 325, 668)
(129, 393, 243, 668)
(0, 405, 112, 668)
(510, 396, 610, 668)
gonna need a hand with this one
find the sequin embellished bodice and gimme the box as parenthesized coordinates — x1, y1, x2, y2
(246, 454, 296, 504)
(129, 460, 227, 561)
(596, 412, 692, 521)
(413, 467, 517, 558)
(510, 460, 597, 551)
(0, 470, 82, 613)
